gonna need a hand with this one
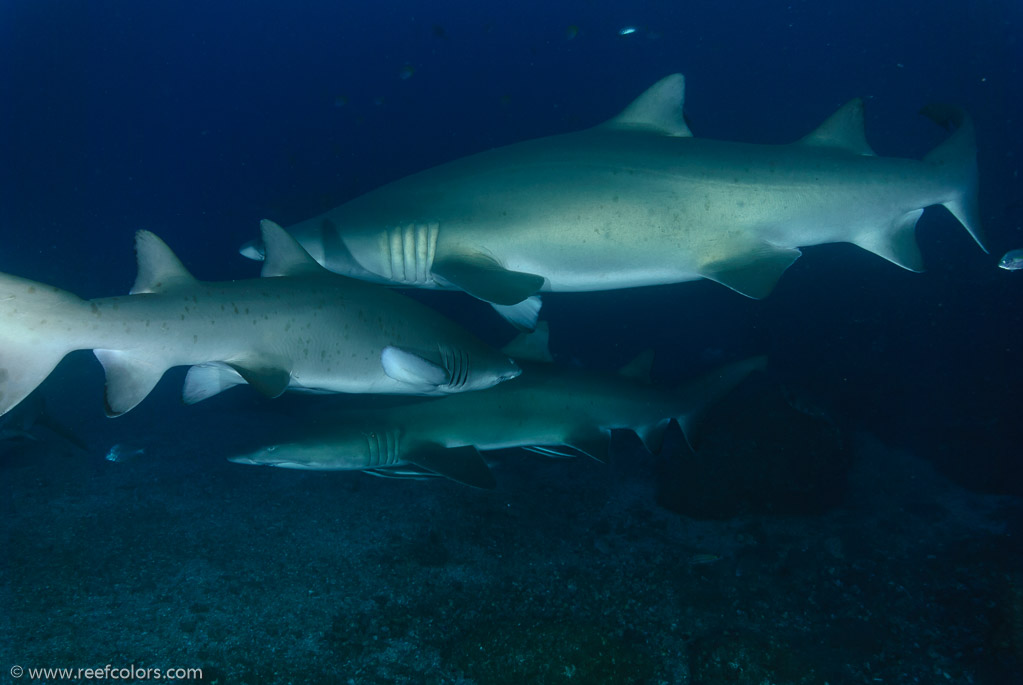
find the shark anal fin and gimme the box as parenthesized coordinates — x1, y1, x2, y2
(93, 349, 167, 417)
(433, 253, 545, 306)
(131, 231, 198, 294)
(407, 444, 496, 489)
(637, 418, 672, 455)
(701, 244, 801, 299)
(381, 347, 449, 388)
(853, 209, 925, 272)
(490, 296, 542, 332)
(183, 363, 245, 404)
(226, 357, 292, 398)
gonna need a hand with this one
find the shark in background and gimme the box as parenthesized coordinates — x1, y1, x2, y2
(0, 221, 520, 419)
(228, 323, 766, 488)
(242, 73, 985, 329)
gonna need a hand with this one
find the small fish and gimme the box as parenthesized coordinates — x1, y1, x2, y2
(105, 442, 146, 463)
(618, 26, 637, 36)
(998, 248, 1023, 270)
(688, 553, 723, 565)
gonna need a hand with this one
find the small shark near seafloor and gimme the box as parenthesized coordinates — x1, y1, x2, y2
(0, 221, 520, 418)
(228, 323, 765, 488)
(242, 73, 985, 328)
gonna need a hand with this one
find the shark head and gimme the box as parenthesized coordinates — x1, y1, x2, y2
(380, 345, 521, 396)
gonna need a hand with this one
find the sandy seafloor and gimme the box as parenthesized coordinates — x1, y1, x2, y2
(2, 383, 1020, 685)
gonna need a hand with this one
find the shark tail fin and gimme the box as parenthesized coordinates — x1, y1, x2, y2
(674, 355, 767, 449)
(0, 272, 83, 417)
(921, 104, 987, 253)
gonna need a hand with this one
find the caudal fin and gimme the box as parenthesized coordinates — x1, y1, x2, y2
(921, 104, 987, 253)
(0, 273, 82, 417)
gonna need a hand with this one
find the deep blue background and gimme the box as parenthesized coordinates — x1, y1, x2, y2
(1, 1, 1020, 491)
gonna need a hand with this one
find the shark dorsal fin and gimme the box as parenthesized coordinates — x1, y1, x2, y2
(798, 98, 875, 156)
(500, 321, 553, 363)
(259, 220, 325, 278)
(130, 231, 198, 294)
(619, 349, 655, 383)
(602, 73, 692, 137)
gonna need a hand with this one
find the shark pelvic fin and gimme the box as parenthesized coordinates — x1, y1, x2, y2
(225, 356, 292, 398)
(131, 231, 199, 294)
(798, 98, 876, 156)
(490, 295, 542, 331)
(700, 244, 802, 299)
(433, 253, 545, 305)
(501, 321, 553, 363)
(619, 349, 655, 383)
(93, 349, 167, 417)
(381, 347, 449, 388)
(852, 209, 925, 272)
(259, 220, 325, 278)
(603, 73, 692, 137)
(407, 444, 496, 489)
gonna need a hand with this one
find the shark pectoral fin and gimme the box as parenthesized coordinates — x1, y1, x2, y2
(381, 347, 449, 388)
(852, 210, 925, 272)
(183, 363, 246, 404)
(225, 358, 292, 398)
(407, 444, 496, 489)
(490, 296, 542, 332)
(567, 432, 612, 463)
(700, 244, 801, 299)
(433, 253, 545, 306)
(93, 349, 167, 417)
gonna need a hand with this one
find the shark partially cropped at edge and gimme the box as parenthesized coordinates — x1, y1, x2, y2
(228, 323, 765, 488)
(0, 221, 520, 419)
(241, 74, 986, 328)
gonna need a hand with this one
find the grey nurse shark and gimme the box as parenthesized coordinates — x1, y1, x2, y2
(241, 73, 985, 326)
(0, 221, 520, 419)
(228, 323, 765, 488)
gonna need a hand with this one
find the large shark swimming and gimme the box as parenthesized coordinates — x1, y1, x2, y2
(0, 221, 520, 418)
(242, 74, 985, 327)
(228, 324, 765, 488)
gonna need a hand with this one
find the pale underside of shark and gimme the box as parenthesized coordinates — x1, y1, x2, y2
(228, 323, 765, 488)
(242, 73, 985, 328)
(0, 221, 519, 418)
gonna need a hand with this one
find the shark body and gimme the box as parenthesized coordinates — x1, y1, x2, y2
(0, 221, 520, 418)
(229, 325, 764, 488)
(242, 74, 985, 326)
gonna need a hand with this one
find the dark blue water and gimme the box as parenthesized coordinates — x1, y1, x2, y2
(2, 2, 1021, 682)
